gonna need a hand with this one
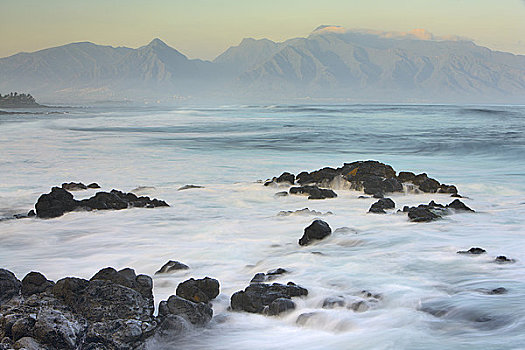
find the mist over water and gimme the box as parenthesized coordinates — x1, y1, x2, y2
(1, 104, 524, 349)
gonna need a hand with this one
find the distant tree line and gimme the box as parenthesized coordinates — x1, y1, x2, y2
(0, 92, 39, 106)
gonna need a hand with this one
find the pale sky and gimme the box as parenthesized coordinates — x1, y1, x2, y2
(1, 0, 524, 60)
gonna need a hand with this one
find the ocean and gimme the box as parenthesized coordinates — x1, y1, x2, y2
(1, 104, 524, 349)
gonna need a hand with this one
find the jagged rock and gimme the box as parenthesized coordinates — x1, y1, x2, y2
(289, 186, 337, 200)
(155, 261, 189, 274)
(21, 272, 54, 297)
(177, 185, 204, 191)
(265, 172, 296, 186)
(35, 187, 169, 218)
(230, 282, 308, 315)
(457, 247, 486, 255)
(158, 296, 212, 326)
(61, 182, 88, 191)
(176, 277, 219, 303)
(0, 269, 21, 305)
(447, 199, 474, 212)
(369, 198, 395, 214)
(299, 220, 332, 246)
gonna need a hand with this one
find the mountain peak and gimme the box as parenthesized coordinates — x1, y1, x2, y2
(146, 38, 169, 48)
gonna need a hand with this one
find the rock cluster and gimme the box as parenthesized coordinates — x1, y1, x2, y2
(265, 161, 460, 198)
(35, 187, 169, 218)
(403, 199, 474, 222)
(0, 268, 219, 350)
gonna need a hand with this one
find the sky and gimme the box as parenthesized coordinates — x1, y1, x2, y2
(1, 0, 525, 60)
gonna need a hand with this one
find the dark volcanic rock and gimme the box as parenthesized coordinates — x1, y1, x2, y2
(158, 295, 212, 326)
(230, 282, 308, 315)
(0, 269, 21, 305)
(34, 187, 169, 218)
(439, 184, 458, 195)
(299, 220, 332, 246)
(408, 207, 440, 222)
(447, 199, 474, 212)
(176, 277, 220, 303)
(35, 187, 79, 219)
(178, 185, 204, 191)
(0, 267, 160, 350)
(267, 298, 296, 316)
(155, 261, 190, 274)
(418, 178, 441, 193)
(87, 183, 100, 189)
(250, 268, 288, 283)
(61, 182, 88, 191)
(289, 186, 337, 200)
(457, 247, 487, 255)
(369, 198, 395, 214)
(494, 256, 515, 264)
(397, 171, 416, 182)
(21, 272, 54, 297)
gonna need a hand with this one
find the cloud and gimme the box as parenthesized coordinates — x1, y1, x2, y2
(313, 25, 471, 42)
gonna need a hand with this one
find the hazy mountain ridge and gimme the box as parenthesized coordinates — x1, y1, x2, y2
(1, 28, 524, 103)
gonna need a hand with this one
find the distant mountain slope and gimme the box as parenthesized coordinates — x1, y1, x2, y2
(237, 29, 525, 101)
(0, 28, 524, 103)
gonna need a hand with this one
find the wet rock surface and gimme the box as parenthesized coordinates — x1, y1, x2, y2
(289, 185, 337, 200)
(155, 261, 190, 274)
(277, 208, 332, 216)
(177, 185, 204, 191)
(368, 198, 395, 214)
(176, 277, 220, 303)
(457, 247, 486, 255)
(0, 268, 220, 350)
(34, 187, 169, 218)
(266, 160, 461, 197)
(231, 282, 308, 315)
(250, 268, 288, 283)
(405, 199, 474, 222)
(299, 220, 332, 246)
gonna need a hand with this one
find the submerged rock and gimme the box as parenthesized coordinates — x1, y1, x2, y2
(494, 256, 515, 264)
(278, 208, 332, 216)
(178, 185, 204, 191)
(299, 220, 332, 246)
(34, 187, 169, 218)
(230, 282, 308, 315)
(155, 261, 190, 274)
(158, 295, 212, 326)
(457, 247, 487, 255)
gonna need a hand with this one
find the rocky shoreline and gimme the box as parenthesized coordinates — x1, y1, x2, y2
(0, 161, 518, 349)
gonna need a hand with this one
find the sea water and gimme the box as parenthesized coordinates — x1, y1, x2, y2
(0, 104, 524, 349)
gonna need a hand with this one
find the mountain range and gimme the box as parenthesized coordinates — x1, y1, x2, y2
(1, 26, 524, 104)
